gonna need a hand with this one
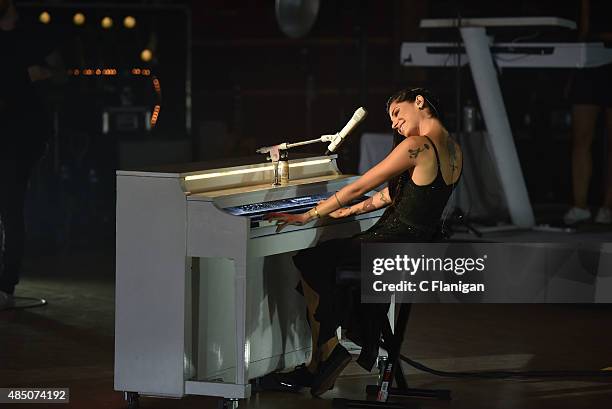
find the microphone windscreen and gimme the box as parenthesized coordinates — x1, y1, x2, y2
(354, 107, 368, 121)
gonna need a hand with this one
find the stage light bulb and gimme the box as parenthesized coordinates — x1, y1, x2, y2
(73, 12, 85, 26)
(39, 11, 51, 24)
(123, 16, 136, 29)
(140, 49, 153, 62)
(101, 16, 113, 29)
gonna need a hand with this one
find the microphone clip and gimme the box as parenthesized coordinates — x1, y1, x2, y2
(256, 144, 289, 186)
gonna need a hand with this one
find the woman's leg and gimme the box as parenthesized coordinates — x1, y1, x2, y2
(293, 238, 349, 368)
(289, 238, 357, 395)
(300, 276, 339, 373)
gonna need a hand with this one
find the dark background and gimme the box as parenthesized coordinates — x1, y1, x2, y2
(12, 0, 608, 246)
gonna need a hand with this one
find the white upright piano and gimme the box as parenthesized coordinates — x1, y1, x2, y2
(114, 154, 383, 405)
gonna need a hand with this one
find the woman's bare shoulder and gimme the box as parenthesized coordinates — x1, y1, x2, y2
(396, 135, 433, 150)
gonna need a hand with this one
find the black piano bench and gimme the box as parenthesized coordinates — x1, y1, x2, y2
(332, 264, 451, 409)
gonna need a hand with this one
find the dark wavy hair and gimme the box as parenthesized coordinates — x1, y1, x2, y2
(386, 87, 442, 201)
(386, 87, 441, 118)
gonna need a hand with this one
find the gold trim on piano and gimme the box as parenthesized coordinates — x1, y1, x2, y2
(184, 158, 333, 181)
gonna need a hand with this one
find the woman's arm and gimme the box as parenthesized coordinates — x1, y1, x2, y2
(319, 135, 429, 216)
(329, 187, 392, 218)
(266, 135, 430, 231)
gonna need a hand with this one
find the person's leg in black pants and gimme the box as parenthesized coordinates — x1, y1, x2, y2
(0, 157, 35, 297)
(292, 238, 361, 396)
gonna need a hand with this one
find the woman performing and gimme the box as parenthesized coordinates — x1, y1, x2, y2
(265, 88, 462, 396)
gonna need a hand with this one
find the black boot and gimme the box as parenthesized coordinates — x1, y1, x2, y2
(258, 364, 316, 392)
(310, 344, 351, 397)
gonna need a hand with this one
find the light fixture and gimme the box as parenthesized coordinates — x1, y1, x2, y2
(150, 105, 161, 127)
(39, 11, 51, 24)
(69, 68, 117, 76)
(152, 77, 161, 93)
(101, 16, 113, 29)
(140, 49, 153, 62)
(123, 16, 136, 29)
(73, 12, 85, 26)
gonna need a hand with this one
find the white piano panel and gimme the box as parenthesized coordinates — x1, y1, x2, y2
(186, 201, 248, 259)
(244, 255, 311, 379)
(195, 257, 238, 383)
(114, 175, 190, 397)
(193, 254, 311, 383)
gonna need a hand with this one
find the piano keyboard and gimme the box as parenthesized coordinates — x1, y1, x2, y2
(223, 193, 370, 227)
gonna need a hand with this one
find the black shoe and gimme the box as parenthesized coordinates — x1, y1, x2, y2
(257, 364, 315, 392)
(310, 344, 351, 397)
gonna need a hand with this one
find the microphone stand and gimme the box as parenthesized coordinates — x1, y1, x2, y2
(256, 133, 339, 186)
(446, 6, 482, 238)
(256, 107, 364, 185)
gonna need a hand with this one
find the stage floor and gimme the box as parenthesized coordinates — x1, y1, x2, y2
(454, 223, 612, 242)
(1, 223, 612, 408)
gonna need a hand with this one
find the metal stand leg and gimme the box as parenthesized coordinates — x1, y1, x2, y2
(459, 26, 535, 228)
(331, 304, 451, 409)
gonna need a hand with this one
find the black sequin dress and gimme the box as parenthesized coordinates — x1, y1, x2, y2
(354, 136, 456, 242)
(293, 136, 459, 370)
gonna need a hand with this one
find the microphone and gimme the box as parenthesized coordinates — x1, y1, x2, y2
(326, 107, 368, 154)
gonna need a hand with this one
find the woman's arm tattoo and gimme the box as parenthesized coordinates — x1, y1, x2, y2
(359, 192, 390, 215)
(379, 190, 390, 204)
(361, 197, 376, 213)
(408, 143, 429, 158)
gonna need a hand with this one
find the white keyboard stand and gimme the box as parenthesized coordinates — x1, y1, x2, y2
(415, 17, 583, 229)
